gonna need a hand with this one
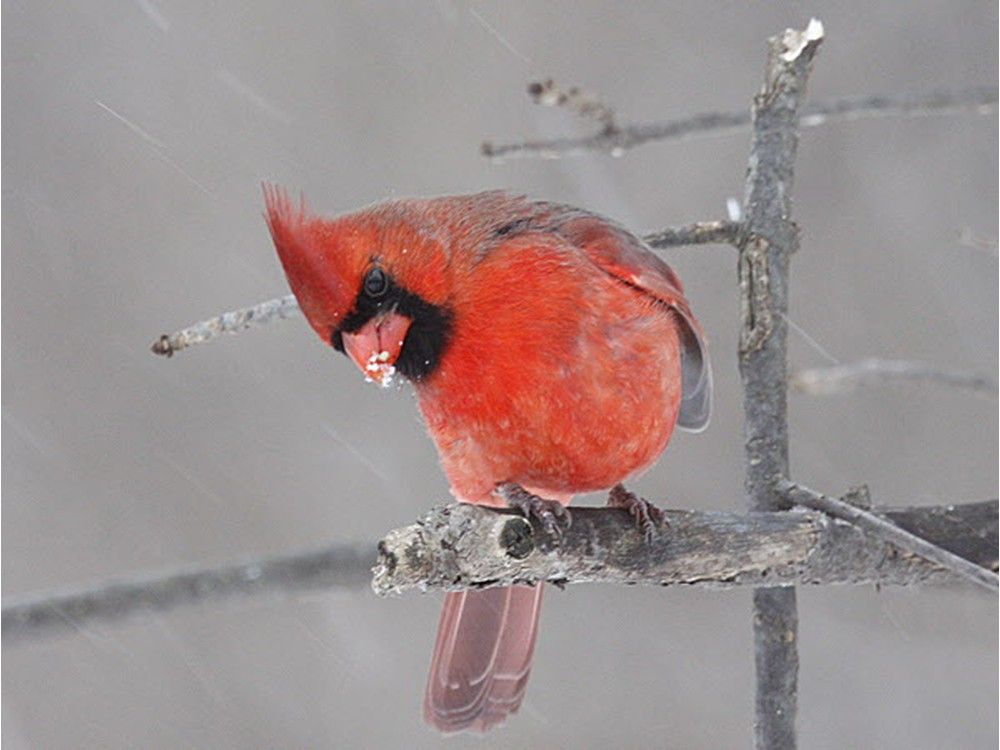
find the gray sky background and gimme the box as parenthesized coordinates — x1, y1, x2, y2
(4, 2, 997, 748)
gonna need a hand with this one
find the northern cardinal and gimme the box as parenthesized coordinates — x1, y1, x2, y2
(264, 187, 711, 732)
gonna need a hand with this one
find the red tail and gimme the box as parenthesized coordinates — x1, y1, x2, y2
(423, 585, 544, 732)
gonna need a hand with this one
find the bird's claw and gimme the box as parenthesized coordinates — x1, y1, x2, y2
(607, 484, 668, 544)
(498, 483, 571, 546)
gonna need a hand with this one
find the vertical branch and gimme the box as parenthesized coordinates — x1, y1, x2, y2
(738, 20, 824, 750)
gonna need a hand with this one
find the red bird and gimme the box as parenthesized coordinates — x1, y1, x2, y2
(264, 187, 711, 732)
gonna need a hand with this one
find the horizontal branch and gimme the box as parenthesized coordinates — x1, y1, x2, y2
(6, 497, 994, 643)
(3, 542, 373, 643)
(790, 358, 998, 398)
(481, 85, 997, 160)
(149, 222, 733, 357)
(371, 500, 997, 596)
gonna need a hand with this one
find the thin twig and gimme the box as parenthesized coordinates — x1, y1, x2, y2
(790, 358, 998, 398)
(780, 481, 999, 592)
(150, 88, 996, 358)
(2, 542, 372, 643)
(481, 85, 997, 160)
(957, 227, 999, 255)
(527, 78, 619, 133)
(5, 500, 995, 643)
(151, 294, 300, 357)
(148, 223, 738, 357)
(737, 19, 825, 750)
(644, 220, 743, 249)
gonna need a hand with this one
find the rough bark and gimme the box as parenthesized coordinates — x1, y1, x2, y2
(6, 499, 994, 644)
(370, 501, 998, 595)
(737, 19, 825, 750)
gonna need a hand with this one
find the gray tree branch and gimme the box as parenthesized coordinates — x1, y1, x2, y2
(151, 294, 300, 357)
(643, 220, 743, 249)
(3, 543, 372, 643)
(481, 85, 997, 161)
(5, 500, 994, 644)
(369, 501, 997, 595)
(737, 19, 824, 750)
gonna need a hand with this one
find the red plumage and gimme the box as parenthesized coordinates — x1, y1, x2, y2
(264, 186, 710, 732)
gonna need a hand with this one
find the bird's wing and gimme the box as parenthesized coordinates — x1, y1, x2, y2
(556, 212, 713, 431)
(461, 192, 712, 431)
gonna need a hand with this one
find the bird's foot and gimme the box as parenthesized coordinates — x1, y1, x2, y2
(606, 484, 668, 543)
(497, 483, 571, 546)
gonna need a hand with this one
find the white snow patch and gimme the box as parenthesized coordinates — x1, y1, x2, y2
(364, 351, 396, 387)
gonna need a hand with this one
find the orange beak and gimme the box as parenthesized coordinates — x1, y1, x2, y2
(341, 312, 413, 387)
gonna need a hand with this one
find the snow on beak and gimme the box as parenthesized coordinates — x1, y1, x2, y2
(341, 311, 412, 387)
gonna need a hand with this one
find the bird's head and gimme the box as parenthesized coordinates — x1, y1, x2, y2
(263, 185, 453, 386)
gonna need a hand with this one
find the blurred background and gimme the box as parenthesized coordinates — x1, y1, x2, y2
(3, 2, 997, 748)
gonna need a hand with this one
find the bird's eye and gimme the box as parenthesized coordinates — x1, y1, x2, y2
(364, 267, 389, 298)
